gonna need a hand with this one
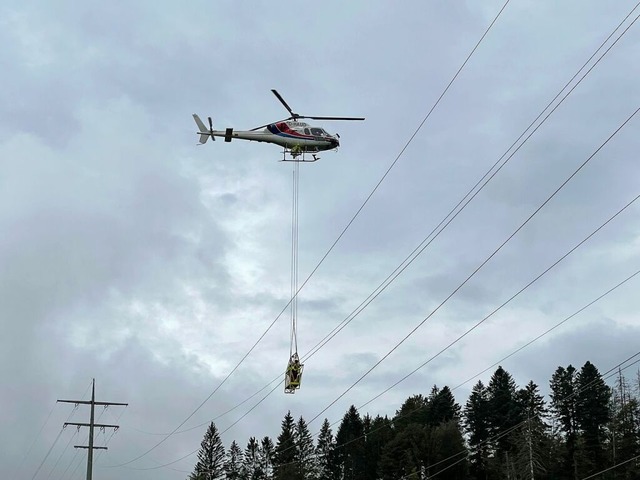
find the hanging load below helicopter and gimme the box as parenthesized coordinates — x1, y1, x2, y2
(193, 89, 364, 162)
(285, 352, 304, 394)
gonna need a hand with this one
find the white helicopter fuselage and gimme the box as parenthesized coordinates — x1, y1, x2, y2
(194, 116, 340, 153)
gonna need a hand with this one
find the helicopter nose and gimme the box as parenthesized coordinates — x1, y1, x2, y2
(333, 136, 340, 147)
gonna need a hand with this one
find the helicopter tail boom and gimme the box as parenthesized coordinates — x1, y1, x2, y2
(193, 114, 214, 144)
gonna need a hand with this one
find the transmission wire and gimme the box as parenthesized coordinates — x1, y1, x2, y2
(265, 189, 640, 460)
(131, 111, 640, 471)
(308, 105, 640, 425)
(357, 191, 640, 410)
(327, 350, 640, 479)
(581, 453, 640, 479)
(104, 2, 511, 465)
(119, 0, 639, 444)
(301, 3, 640, 365)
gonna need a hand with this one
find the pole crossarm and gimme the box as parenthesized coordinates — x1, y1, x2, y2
(65, 422, 119, 429)
(75, 445, 108, 450)
(58, 400, 128, 407)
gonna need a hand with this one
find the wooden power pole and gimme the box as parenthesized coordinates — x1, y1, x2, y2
(57, 379, 127, 480)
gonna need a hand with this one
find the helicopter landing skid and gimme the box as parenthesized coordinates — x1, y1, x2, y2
(280, 148, 319, 162)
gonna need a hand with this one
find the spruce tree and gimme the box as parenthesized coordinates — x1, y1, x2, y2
(463, 380, 490, 480)
(295, 416, 317, 480)
(512, 381, 549, 480)
(575, 361, 611, 476)
(316, 418, 337, 480)
(190, 422, 226, 480)
(274, 411, 297, 480)
(335, 405, 366, 480)
(428, 385, 461, 427)
(225, 440, 244, 480)
(550, 365, 578, 479)
(393, 394, 429, 432)
(259, 436, 275, 480)
(243, 436, 263, 480)
(486, 366, 522, 459)
(363, 415, 393, 480)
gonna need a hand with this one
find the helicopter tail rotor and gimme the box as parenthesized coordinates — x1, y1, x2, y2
(193, 114, 215, 144)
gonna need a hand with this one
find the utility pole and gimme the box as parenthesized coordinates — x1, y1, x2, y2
(57, 379, 127, 480)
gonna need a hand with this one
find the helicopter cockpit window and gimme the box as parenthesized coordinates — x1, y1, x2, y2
(310, 128, 324, 136)
(304, 128, 310, 135)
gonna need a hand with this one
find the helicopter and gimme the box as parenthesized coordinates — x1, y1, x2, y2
(193, 89, 364, 161)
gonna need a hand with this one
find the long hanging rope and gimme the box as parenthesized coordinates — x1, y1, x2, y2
(289, 160, 300, 357)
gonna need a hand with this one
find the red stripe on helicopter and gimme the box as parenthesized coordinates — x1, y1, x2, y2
(267, 122, 315, 140)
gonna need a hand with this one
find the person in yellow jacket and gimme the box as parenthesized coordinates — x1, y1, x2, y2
(285, 353, 304, 392)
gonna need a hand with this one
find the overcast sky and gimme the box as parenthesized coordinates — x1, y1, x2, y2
(2, 1, 640, 479)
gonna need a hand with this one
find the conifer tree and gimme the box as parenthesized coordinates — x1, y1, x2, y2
(295, 416, 317, 480)
(190, 422, 226, 480)
(243, 436, 263, 480)
(464, 380, 490, 480)
(428, 385, 461, 427)
(363, 415, 393, 480)
(335, 405, 366, 480)
(550, 365, 578, 479)
(274, 411, 297, 480)
(512, 381, 549, 480)
(225, 440, 244, 480)
(575, 361, 611, 476)
(393, 394, 429, 432)
(316, 418, 337, 480)
(259, 436, 275, 480)
(486, 366, 522, 459)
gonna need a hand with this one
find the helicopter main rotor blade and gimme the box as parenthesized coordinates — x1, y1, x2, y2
(271, 89, 298, 118)
(305, 116, 365, 121)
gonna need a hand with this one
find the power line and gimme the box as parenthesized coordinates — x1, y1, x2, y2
(451, 269, 640, 392)
(133, 198, 640, 474)
(256, 189, 640, 461)
(30, 383, 91, 480)
(301, 1, 640, 366)
(105, 1, 511, 465)
(581, 453, 640, 479)
(121, 10, 640, 471)
(10, 401, 57, 479)
(356, 191, 640, 411)
(111, 4, 640, 471)
(134, 274, 640, 474)
(251, 352, 640, 479)
(59, 446, 81, 480)
(122, 1, 640, 444)
(303, 0, 640, 392)
(44, 428, 78, 480)
(55, 404, 110, 479)
(423, 353, 640, 479)
(319, 350, 640, 480)
(68, 450, 87, 480)
(30, 428, 65, 480)
(308, 104, 640, 425)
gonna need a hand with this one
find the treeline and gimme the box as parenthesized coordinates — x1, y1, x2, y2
(188, 361, 640, 480)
